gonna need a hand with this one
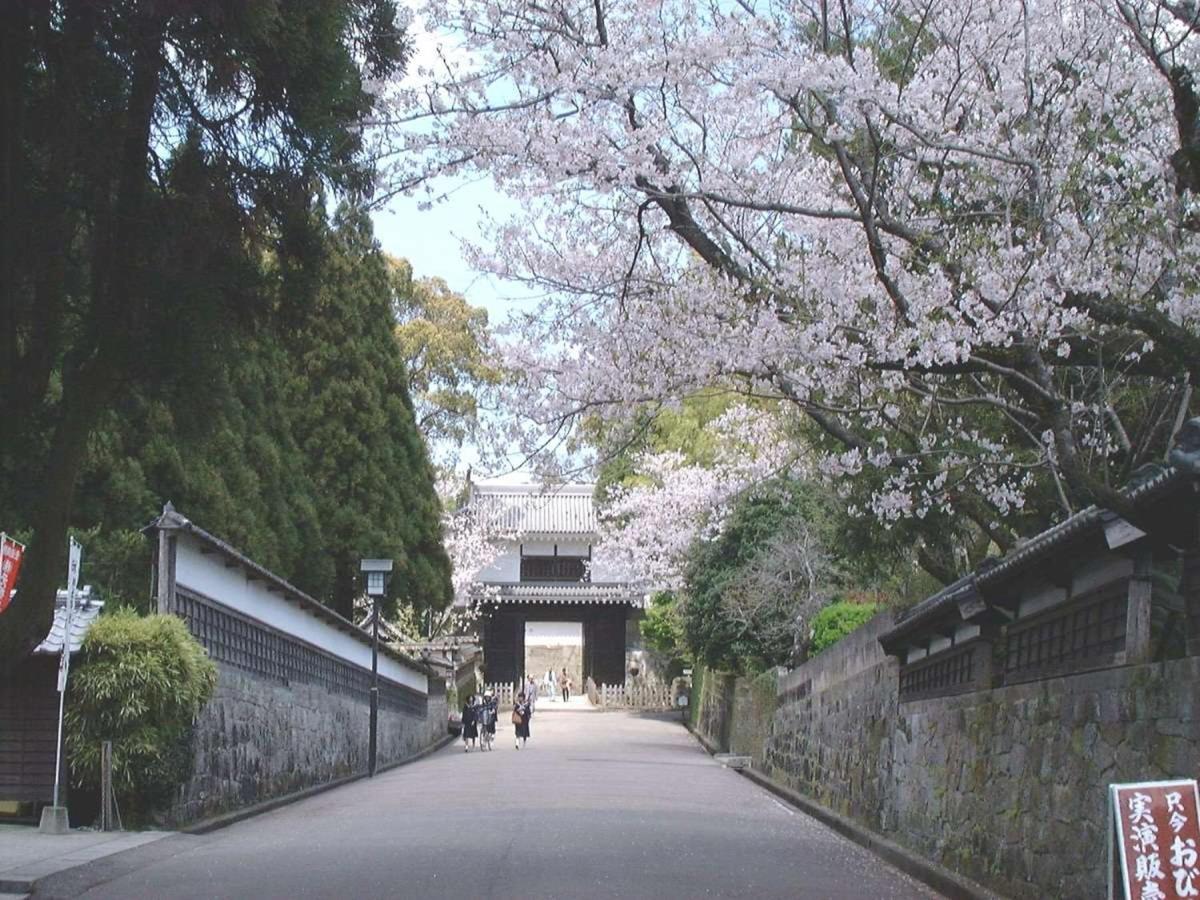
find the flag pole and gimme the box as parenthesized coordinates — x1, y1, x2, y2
(41, 536, 80, 834)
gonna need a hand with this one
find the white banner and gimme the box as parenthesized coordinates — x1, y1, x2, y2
(66, 536, 81, 597)
(57, 538, 82, 692)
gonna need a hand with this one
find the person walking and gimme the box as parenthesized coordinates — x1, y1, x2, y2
(481, 689, 498, 750)
(513, 692, 532, 749)
(545, 668, 557, 701)
(461, 694, 479, 752)
(525, 675, 539, 713)
(560, 667, 572, 702)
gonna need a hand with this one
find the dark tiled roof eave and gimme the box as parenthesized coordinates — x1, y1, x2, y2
(879, 464, 1190, 652)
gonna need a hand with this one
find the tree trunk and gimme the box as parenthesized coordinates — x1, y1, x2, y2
(0, 355, 117, 668)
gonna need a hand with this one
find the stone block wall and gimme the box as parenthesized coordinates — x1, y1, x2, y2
(690, 668, 780, 772)
(762, 612, 1200, 899)
(163, 663, 445, 826)
(728, 671, 778, 770)
(690, 667, 736, 751)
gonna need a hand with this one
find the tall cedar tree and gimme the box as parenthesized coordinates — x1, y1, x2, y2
(0, 1, 407, 663)
(66, 209, 451, 622)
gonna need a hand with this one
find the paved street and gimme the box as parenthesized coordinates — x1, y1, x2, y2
(36, 708, 938, 899)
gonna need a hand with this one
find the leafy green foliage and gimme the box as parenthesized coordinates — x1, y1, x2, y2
(66, 208, 452, 622)
(641, 591, 686, 657)
(0, 0, 409, 664)
(594, 393, 747, 500)
(808, 601, 880, 655)
(65, 612, 217, 822)
(390, 258, 500, 464)
(682, 481, 834, 673)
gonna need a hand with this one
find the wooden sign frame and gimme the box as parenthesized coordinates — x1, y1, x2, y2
(1109, 779, 1200, 900)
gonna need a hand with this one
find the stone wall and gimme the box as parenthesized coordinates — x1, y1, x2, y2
(690, 666, 735, 751)
(163, 663, 446, 826)
(689, 667, 778, 770)
(761, 612, 1200, 899)
(728, 671, 777, 770)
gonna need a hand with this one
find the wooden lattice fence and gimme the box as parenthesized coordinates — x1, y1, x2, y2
(589, 680, 673, 709)
(483, 682, 519, 709)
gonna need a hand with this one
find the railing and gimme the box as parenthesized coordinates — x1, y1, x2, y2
(899, 641, 979, 702)
(1002, 582, 1127, 684)
(586, 678, 673, 709)
(175, 588, 428, 716)
(482, 682, 519, 709)
(519, 555, 588, 582)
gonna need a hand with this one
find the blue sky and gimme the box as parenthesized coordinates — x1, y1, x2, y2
(372, 175, 524, 323)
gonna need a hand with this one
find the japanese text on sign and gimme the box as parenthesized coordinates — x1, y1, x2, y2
(0, 534, 24, 616)
(1112, 780, 1200, 900)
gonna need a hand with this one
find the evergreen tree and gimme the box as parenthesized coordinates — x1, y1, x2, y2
(0, 1, 407, 663)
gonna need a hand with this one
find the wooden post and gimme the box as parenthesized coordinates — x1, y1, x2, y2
(155, 531, 176, 615)
(100, 741, 113, 831)
(1124, 549, 1154, 665)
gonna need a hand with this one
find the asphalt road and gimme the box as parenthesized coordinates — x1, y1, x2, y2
(37, 706, 939, 899)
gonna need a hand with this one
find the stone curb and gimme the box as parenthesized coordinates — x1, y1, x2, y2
(684, 723, 1005, 900)
(185, 732, 458, 835)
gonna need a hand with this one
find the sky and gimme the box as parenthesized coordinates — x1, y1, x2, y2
(371, 176, 524, 323)
(370, 4, 525, 325)
(368, 7, 574, 479)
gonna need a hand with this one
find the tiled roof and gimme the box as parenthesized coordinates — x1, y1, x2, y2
(469, 482, 597, 536)
(473, 582, 645, 606)
(880, 460, 1192, 651)
(34, 587, 104, 655)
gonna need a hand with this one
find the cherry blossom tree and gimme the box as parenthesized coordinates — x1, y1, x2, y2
(595, 405, 798, 589)
(378, 0, 1200, 575)
(431, 473, 524, 635)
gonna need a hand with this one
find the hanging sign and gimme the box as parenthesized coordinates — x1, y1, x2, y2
(1110, 779, 1200, 899)
(56, 537, 82, 692)
(0, 533, 24, 616)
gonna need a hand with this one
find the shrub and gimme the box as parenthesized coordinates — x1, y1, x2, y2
(641, 591, 685, 656)
(65, 611, 216, 821)
(808, 601, 879, 655)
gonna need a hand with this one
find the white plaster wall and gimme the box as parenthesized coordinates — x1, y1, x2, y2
(954, 623, 981, 642)
(588, 545, 634, 582)
(1072, 556, 1134, 597)
(525, 621, 584, 646)
(522, 540, 555, 555)
(557, 540, 591, 556)
(1017, 586, 1068, 619)
(929, 635, 952, 655)
(174, 536, 427, 693)
(476, 542, 521, 583)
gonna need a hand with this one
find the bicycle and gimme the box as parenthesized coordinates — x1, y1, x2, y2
(476, 702, 496, 751)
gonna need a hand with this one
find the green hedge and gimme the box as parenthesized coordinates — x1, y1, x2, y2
(809, 601, 879, 655)
(65, 611, 216, 822)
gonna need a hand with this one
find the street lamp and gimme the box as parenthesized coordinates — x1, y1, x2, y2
(360, 558, 393, 777)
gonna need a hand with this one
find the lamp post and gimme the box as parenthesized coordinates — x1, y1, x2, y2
(360, 558, 393, 777)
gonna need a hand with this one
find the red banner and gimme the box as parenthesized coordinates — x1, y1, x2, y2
(1112, 780, 1200, 899)
(0, 535, 23, 616)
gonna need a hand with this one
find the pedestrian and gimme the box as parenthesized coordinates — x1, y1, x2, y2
(513, 692, 532, 749)
(482, 689, 498, 749)
(525, 675, 539, 713)
(461, 694, 479, 752)
(560, 667, 572, 702)
(546, 668, 557, 701)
